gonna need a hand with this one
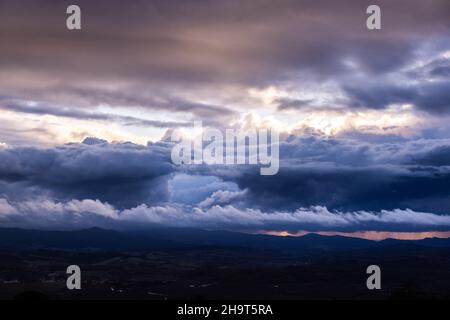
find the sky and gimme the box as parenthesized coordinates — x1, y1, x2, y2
(1, 0, 450, 238)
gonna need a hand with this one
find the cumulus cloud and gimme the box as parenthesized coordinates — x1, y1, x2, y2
(1, 197, 450, 232)
(3, 133, 450, 217)
(1, 131, 450, 230)
(0, 139, 175, 207)
(0, 198, 119, 229)
(192, 135, 450, 214)
(198, 189, 248, 209)
(0, 0, 449, 122)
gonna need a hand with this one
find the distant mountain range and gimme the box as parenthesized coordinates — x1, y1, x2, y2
(1, 227, 450, 251)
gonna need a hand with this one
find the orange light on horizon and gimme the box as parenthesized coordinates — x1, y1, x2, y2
(254, 230, 450, 241)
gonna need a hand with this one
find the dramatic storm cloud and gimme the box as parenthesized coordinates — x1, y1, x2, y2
(0, 0, 450, 233)
(0, 139, 175, 207)
(1, 135, 450, 232)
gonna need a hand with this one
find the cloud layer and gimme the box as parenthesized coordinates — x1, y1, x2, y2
(0, 134, 450, 231)
(2, 197, 450, 232)
(0, 0, 449, 144)
(1, 1, 450, 232)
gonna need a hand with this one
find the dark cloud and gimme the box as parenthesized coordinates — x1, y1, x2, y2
(416, 81, 450, 113)
(230, 164, 450, 215)
(202, 136, 450, 214)
(343, 78, 450, 113)
(0, 0, 449, 116)
(276, 98, 316, 111)
(0, 97, 193, 128)
(343, 82, 418, 109)
(408, 145, 450, 166)
(0, 140, 175, 207)
(1, 0, 450, 231)
(2, 197, 450, 232)
(340, 50, 450, 113)
(1, 133, 450, 229)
